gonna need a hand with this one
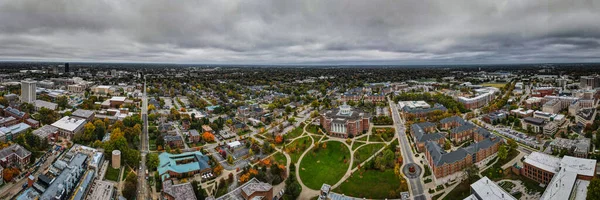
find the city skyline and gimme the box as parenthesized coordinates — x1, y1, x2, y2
(1, 0, 599, 64)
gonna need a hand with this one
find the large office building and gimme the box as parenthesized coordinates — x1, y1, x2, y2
(157, 152, 212, 181)
(579, 75, 600, 89)
(522, 152, 596, 185)
(456, 87, 499, 109)
(21, 80, 36, 103)
(319, 103, 370, 138)
(51, 116, 87, 139)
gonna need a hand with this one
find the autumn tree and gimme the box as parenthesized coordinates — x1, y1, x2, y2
(202, 132, 215, 142)
(274, 135, 283, 144)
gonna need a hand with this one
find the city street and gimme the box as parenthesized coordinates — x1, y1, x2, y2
(389, 98, 426, 200)
(137, 80, 150, 200)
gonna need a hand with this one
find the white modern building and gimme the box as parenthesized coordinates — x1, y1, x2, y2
(51, 116, 86, 139)
(21, 80, 36, 103)
(464, 176, 516, 200)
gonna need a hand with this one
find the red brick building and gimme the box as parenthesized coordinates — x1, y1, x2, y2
(425, 129, 500, 179)
(320, 104, 370, 138)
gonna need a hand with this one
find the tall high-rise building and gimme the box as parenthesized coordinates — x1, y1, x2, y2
(21, 80, 36, 103)
(580, 75, 600, 89)
(64, 63, 69, 73)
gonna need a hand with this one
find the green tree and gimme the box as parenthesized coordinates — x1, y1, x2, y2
(146, 153, 159, 171)
(588, 177, 600, 200)
(38, 107, 59, 125)
(93, 119, 107, 141)
(123, 173, 138, 200)
(191, 180, 204, 199)
(498, 144, 508, 161)
(56, 96, 69, 109)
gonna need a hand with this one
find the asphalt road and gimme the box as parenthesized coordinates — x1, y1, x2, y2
(137, 82, 150, 200)
(389, 99, 426, 200)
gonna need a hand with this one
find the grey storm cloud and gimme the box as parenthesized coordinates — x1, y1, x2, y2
(0, 0, 599, 64)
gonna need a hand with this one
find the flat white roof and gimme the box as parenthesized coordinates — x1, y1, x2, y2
(227, 141, 241, 148)
(573, 180, 590, 200)
(470, 176, 516, 200)
(110, 96, 126, 101)
(51, 116, 86, 132)
(540, 169, 577, 200)
(560, 156, 597, 177)
(97, 85, 112, 89)
(524, 152, 561, 174)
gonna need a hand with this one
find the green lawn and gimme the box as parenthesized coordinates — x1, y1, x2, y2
(272, 152, 287, 165)
(333, 169, 401, 199)
(306, 124, 320, 134)
(105, 167, 120, 182)
(368, 135, 384, 142)
(356, 136, 368, 141)
(352, 141, 366, 151)
(286, 136, 312, 164)
(299, 141, 350, 190)
(311, 135, 323, 143)
(353, 143, 385, 168)
(122, 166, 133, 181)
(286, 126, 304, 139)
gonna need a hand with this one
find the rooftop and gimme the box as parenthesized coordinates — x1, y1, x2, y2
(215, 178, 272, 200)
(34, 100, 58, 110)
(0, 144, 31, 160)
(241, 181, 273, 197)
(32, 125, 59, 139)
(560, 156, 597, 177)
(85, 180, 115, 200)
(71, 109, 95, 119)
(158, 152, 211, 181)
(51, 116, 86, 132)
(162, 180, 196, 200)
(524, 152, 561, 174)
(540, 169, 577, 200)
(470, 176, 516, 200)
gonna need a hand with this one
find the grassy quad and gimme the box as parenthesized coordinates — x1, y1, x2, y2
(306, 124, 321, 134)
(351, 141, 366, 150)
(286, 126, 305, 139)
(272, 152, 287, 165)
(299, 141, 351, 190)
(333, 169, 402, 199)
(353, 143, 385, 168)
(285, 136, 312, 163)
(105, 167, 120, 181)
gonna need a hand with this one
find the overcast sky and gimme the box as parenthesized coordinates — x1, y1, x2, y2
(1, 0, 599, 64)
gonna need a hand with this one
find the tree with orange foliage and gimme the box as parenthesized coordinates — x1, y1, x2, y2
(3, 168, 20, 182)
(213, 165, 223, 175)
(261, 158, 272, 166)
(274, 135, 283, 144)
(202, 132, 215, 142)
